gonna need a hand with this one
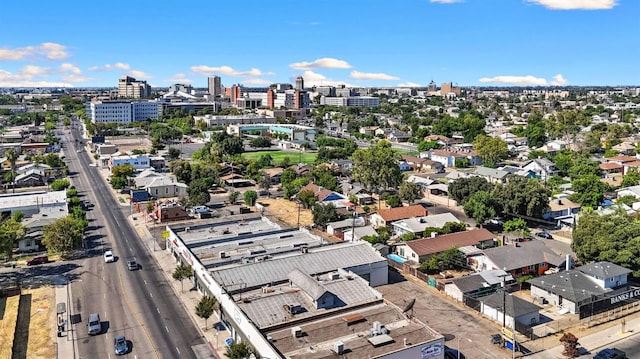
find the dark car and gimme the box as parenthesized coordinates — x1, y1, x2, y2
(490, 334, 502, 345)
(535, 231, 553, 239)
(114, 335, 128, 355)
(593, 348, 627, 359)
(26, 255, 48, 266)
(444, 346, 466, 359)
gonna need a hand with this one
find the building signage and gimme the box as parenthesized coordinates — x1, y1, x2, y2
(610, 288, 640, 305)
(420, 342, 443, 359)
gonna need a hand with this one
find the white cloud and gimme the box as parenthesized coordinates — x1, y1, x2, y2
(350, 71, 399, 81)
(550, 74, 568, 85)
(526, 0, 616, 10)
(242, 78, 271, 85)
(0, 67, 73, 87)
(62, 74, 92, 83)
(60, 63, 82, 74)
(478, 74, 569, 86)
(430, 0, 464, 3)
(289, 58, 352, 70)
(164, 73, 193, 83)
(190, 65, 274, 77)
(88, 62, 131, 71)
(0, 42, 69, 61)
(479, 75, 549, 86)
(397, 82, 422, 87)
(129, 70, 152, 79)
(301, 70, 351, 87)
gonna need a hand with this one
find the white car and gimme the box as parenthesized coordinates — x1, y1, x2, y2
(104, 250, 115, 263)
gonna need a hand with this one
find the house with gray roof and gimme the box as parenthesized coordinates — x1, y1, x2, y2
(473, 166, 509, 184)
(470, 240, 571, 278)
(444, 269, 513, 302)
(527, 261, 631, 315)
(392, 212, 460, 237)
(479, 291, 543, 330)
(287, 269, 338, 310)
(522, 158, 559, 180)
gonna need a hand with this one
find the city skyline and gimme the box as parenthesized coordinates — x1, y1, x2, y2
(0, 0, 636, 89)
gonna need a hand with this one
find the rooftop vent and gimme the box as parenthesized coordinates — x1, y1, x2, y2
(333, 341, 344, 355)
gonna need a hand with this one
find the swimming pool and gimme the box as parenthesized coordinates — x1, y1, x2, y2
(387, 254, 407, 263)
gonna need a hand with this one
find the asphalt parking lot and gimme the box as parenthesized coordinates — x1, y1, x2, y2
(377, 269, 517, 359)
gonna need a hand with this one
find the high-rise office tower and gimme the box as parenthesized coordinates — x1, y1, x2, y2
(295, 76, 304, 90)
(118, 76, 151, 99)
(208, 76, 221, 97)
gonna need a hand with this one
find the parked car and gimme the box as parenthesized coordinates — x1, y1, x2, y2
(444, 346, 466, 359)
(593, 348, 627, 359)
(114, 335, 128, 355)
(87, 312, 102, 335)
(535, 231, 553, 239)
(104, 251, 115, 263)
(26, 255, 49, 266)
(490, 334, 502, 345)
(127, 259, 138, 271)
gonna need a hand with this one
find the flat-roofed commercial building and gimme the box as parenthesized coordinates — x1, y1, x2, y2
(162, 215, 441, 359)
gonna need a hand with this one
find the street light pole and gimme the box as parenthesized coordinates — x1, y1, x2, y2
(457, 337, 471, 359)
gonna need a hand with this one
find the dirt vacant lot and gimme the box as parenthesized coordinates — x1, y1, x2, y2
(257, 198, 313, 228)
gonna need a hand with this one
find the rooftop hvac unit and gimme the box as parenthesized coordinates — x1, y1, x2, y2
(331, 272, 340, 280)
(300, 247, 309, 254)
(219, 251, 227, 259)
(373, 321, 382, 332)
(333, 341, 344, 355)
(292, 326, 303, 338)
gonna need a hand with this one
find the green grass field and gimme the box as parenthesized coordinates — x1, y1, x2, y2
(242, 150, 318, 164)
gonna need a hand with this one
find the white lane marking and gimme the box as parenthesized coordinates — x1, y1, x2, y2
(150, 292, 153, 298)
(104, 294, 106, 299)
(165, 325, 169, 333)
(156, 307, 160, 314)
(175, 347, 180, 355)
(130, 247, 133, 252)
(144, 280, 147, 285)
(126, 239, 129, 243)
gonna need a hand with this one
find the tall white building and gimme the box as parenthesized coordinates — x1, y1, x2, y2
(87, 101, 159, 123)
(320, 96, 379, 107)
(118, 76, 151, 99)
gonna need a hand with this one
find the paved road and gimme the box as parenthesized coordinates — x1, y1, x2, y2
(65, 120, 210, 359)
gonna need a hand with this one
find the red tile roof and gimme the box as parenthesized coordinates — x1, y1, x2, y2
(406, 228, 495, 256)
(599, 162, 623, 170)
(376, 204, 427, 222)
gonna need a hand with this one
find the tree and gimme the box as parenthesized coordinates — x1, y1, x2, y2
(111, 163, 136, 178)
(280, 168, 298, 187)
(244, 190, 258, 206)
(225, 342, 256, 359)
(172, 263, 193, 293)
(417, 140, 441, 152)
(503, 218, 529, 237)
(258, 171, 271, 196)
(170, 159, 192, 184)
(110, 176, 127, 189)
(463, 191, 496, 226)
(352, 141, 402, 197)
(570, 175, 609, 209)
(399, 181, 422, 204)
(50, 179, 71, 191)
(560, 332, 579, 358)
(0, 217, 26, 259)
(249, 136, 272, 149)
(187, 178, 212, 206)
(473, 135, 509, 167)
(385, 195, 401, 208)
(492, 176, 550, 219)
(228, 190, 239, 204)
(5, 148, 18, 192)
(621, 168, 640, 188)
(312, 203, 340, 228)
(195, 295, 217, 330)
(572, 210, 640, 276)
(297, 189, 317, 209)
(167, 147, 182, 160)
(442, 222, 466, 234)
(448, 177, 494, 205)
(42, 216, 85, 254)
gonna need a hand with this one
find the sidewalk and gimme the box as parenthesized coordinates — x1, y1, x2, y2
(129, 214, 226, 359)
(54, 275, 78, 359)
(526, 315, 640, 358)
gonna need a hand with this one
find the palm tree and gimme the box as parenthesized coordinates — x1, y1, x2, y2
(5, 148, 18, 193)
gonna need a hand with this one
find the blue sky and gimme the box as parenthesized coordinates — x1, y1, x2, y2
(0, 0, 636, 88)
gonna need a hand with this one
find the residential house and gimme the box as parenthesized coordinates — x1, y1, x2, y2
(19, 206, 68, 252)
(542, 140, 567, 155)
(16, 163, 54, 177)
(149, 156, 167, 170)
(397, 228, 496, 263)
(612, 142, 636, 156)
(398, 161, 412, 172)
(144, 176, 188, 199)
(149, 199, 190, 223)
(469, 240, 571, 278)
(343, 225, 378, 242)
(300, 183, 345, 203)
(14, 169, 47, 187)
(424, 135, 455, 147)
(479, 292, 543, 330)
(606, 155, 638, 175)
(386, 130, 411, 142)
(369, 204, 427, 229)
(401, 155, 444, 173)
(522, 158, 559, 180)
(444, 269, 513, 302)
(544, 197, 581, 227)
(392, 212, 461, 237)
(473, 167, 509, 184)
(262, 167, 284, 184)
(329, 159, 354, 173)
(527, 261, 631, 315)
(429, 149, 482, 168)
(599, 162, 624, 175)
(616, 185, 640, 199)
(359, 126, 378, 136)
(340, 181, 374, 205)
(290, 163, 312, 176)
(499, 165, 537, 179)
(326, 217, 366, 236)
